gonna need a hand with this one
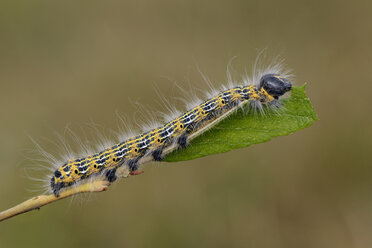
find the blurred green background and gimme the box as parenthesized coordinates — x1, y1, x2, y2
(0, 0, 371, 247)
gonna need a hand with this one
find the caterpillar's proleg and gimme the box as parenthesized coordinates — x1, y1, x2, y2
(105, 168, 117, 183)
(177, 134, 188, 149)
(152, 147, 164, 161)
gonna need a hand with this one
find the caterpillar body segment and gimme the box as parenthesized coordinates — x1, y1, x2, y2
(50, 74, 292, 197)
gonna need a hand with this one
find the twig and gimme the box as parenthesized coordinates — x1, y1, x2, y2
(0, 180, 110, 222)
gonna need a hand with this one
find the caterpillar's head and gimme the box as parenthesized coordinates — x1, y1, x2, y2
(259, 74, 292, 99)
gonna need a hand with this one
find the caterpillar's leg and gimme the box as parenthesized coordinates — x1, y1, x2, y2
(152, 147, 163, 161)
(53, 183, 63, 197)
(178, 133, 188, 149)
(128, 159, 144, 176)
(105, 168, 117, 182)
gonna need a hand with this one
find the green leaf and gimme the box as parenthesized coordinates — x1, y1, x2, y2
(164, 84, 318, 162)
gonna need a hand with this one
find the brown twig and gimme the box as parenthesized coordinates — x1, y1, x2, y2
(0, 180, 110, 222)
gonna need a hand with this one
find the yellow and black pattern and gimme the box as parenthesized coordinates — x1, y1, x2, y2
(50, 73, 292, 196)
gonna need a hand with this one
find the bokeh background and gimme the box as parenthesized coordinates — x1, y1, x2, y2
(0, 0, 371, 247)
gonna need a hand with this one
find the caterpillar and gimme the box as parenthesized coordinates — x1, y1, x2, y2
(49, 68, 292, 197)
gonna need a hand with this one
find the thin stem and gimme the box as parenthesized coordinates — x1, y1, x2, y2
(0, 180, 110, 222)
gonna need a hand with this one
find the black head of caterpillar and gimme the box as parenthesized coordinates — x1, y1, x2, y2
(259, 74, 292, 99)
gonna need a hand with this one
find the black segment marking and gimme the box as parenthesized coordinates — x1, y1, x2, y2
(54, 170, 62, 178)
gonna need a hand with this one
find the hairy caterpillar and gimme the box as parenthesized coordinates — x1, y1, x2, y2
(49, 68, 292, 197)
